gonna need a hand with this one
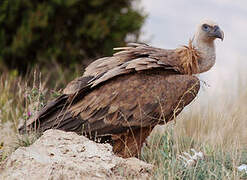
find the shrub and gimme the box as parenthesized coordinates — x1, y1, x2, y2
(0, 0, 146, 73)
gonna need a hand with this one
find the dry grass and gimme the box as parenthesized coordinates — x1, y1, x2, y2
(0, 70, 247, 179)
(142, 126, 247, 179)
(0, 72, 47, 161)
(175, 84, 247, 149)
(0, 73, 26, 159)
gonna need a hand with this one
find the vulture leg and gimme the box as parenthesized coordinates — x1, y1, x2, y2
(112, 126, 154, 158)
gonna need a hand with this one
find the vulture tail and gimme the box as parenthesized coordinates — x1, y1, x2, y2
(18, 94, 84, 134)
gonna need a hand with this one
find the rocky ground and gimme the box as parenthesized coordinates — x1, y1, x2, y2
(0, 130, 153, 180)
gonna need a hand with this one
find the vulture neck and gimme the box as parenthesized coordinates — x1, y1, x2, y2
(193, 38, 216, 73)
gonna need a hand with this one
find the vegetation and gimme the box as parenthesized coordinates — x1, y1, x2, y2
(142, 127, 247, 179)
(0, 0, 145, 73)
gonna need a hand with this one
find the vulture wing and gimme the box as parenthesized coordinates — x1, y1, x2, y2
(63, 43, 198, 95)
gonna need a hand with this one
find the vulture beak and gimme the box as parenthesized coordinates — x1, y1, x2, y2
(210, 26, 224, 41)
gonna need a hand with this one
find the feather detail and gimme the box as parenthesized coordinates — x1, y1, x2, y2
(176, 40, 201, 75)
(113, 47, 133, 51)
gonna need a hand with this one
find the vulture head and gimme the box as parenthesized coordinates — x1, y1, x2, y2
(195, 19, 224, 43)
(193, 19, 224, 73)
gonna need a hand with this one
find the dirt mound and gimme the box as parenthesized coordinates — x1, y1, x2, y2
(0, 129, 152, 180)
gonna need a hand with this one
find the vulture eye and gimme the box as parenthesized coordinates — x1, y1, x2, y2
(202, 24, 210, 32)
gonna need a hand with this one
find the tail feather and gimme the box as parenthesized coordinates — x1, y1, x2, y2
(18, 94, 85, 134)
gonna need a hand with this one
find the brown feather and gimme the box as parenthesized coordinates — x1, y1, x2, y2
(175, 40, 201, 75)
(112, 126, 153, 158)
(68, 70, 199, 137)
(63, 43, 201, 95)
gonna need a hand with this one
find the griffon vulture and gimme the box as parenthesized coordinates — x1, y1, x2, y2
(19, 19, 224, 158)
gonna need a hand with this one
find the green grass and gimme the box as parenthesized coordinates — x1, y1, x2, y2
(0, 70, 247, 179)
(142, 126, 247, 179)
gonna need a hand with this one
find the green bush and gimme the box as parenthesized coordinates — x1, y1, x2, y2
(0, 0, 145, 73)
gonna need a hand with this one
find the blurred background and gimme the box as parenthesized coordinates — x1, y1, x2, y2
(0, 0, 246, 92)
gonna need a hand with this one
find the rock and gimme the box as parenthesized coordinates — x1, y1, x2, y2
(0, 130, 152, 180)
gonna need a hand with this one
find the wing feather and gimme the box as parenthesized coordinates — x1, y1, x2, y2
(64, 43, 192, 95)
(67, 71, 200, 136)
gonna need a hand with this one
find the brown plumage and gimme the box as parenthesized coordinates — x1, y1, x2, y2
(19, 20, 224, 158)
(176, 40, 200, 75)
